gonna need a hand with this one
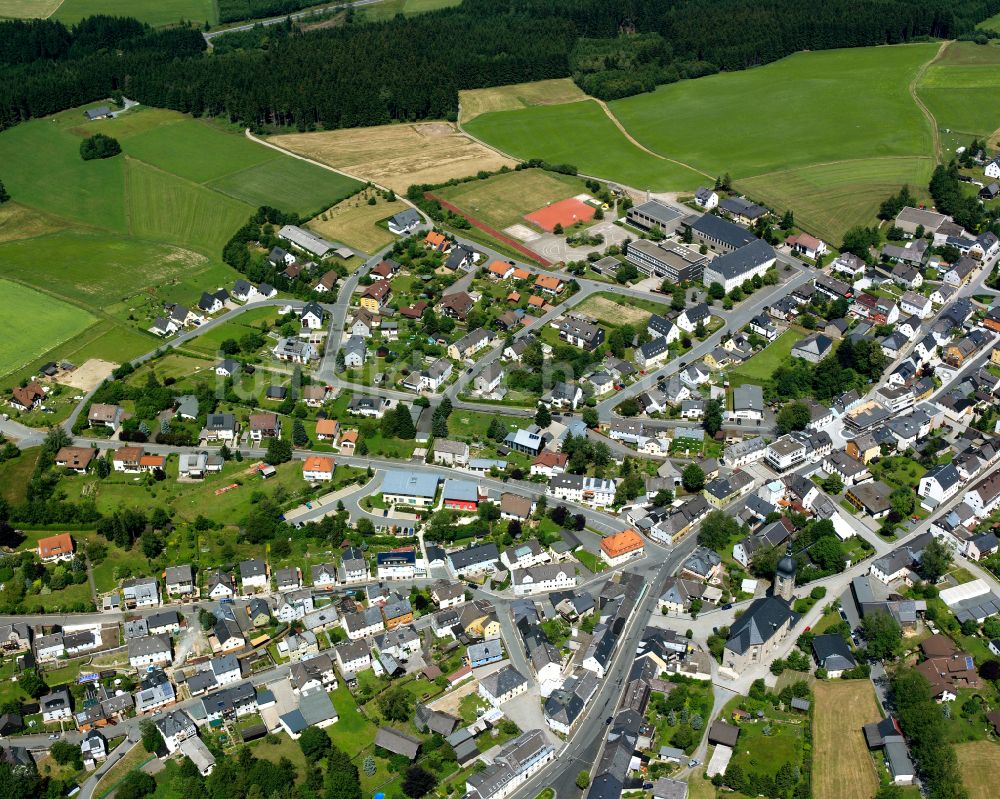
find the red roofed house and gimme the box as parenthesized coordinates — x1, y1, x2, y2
(785, 233, 827, 260)
(339, 430, 358, 454)
(600, 529, 645, 567)
(488, 261, 515, 280)
(424, 231, 448, 252)
(38, 533, 74, 563)
(112, 446, 145, 473)
(400, 300, 428, 320)
(316, 418, 340, 442)
(534, 275, 563, 295)
(139, 454, 166, 473)
(531, 451, 568, 478)
(303, 456, 335, 482)
(10, 382, 45, 411)
(513, 267, 532, 281)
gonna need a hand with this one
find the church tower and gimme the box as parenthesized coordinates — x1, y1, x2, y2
(775, 541, 796, 602)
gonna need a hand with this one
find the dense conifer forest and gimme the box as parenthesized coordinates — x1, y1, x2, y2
(0, 0, 998, 132)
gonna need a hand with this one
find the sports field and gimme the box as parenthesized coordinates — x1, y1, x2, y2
(52, 0, 215, 27)
(467, 43, 943, 243)
(0, 279, 96, 378)
(459, 78, 587, 123)
(955, 740, 1000, 799)
(917, 42, 1000, 152)
(435, 169, 587, 231)
(268, 121, 516, 194)
(307, 190, 405, 253)
(812, 681, 880, 799)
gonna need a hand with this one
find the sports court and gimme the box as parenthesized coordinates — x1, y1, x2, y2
(524, 195, 596, 232)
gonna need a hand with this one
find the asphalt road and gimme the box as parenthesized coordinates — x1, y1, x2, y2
(203, 0, 386, 41)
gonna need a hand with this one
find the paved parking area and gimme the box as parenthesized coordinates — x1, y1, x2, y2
(259, 677, 295, 731)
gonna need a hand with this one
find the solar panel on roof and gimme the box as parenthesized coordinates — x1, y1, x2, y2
(966, 656, 974, 670)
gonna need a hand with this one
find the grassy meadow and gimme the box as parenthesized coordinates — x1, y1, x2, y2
(0, 280, 96, 378)
(467, 43, 948, 243)
(0, 104, 363, 385)
(812, 681, 881, 799)
(356, 0, 460, 23)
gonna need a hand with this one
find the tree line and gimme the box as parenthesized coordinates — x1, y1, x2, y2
(3, 0, 1000, 133)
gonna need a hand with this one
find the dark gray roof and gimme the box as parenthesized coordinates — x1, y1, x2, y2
(690, 214, 758, 249)
(705, 239, 775, 279)
(725, 596, 798, 655)
(811, 633, 857, 671)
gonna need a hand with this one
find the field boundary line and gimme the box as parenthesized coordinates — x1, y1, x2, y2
(245, 129, 428, 221)
(592, 98, 714, 180)
(911, 39, 951, 162)
(427, 192, 553, 266)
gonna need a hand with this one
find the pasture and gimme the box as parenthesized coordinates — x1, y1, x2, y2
(917, 41, 1000, 151)
(356, 0, 459, 23)
(0, 202, 66, 244)
(435, 169, 587, 231)
(737, 157, 934, 244)
(464, 100, 707, 190)
(812, 681, 880, 799)
(268, 121, 516, 193)
(459, 78, 587, 123)
(307, 190, 405, 253)
(52, 0, 215, 27)
(955, 740, 1000, 799)
(0, 280, 96, 379)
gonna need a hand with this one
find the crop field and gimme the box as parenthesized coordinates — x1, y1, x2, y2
(52, 0, 215, 27)
(465, 100, 707, 190)
(208, 155, 361, 217)
(813, 681, 880, 799)
(459, 78, 587, 123)
(955, 740, 1000, 799)
(0, 0, 62, 18)
(435, 169, 586, 231)
(738, 157, 934, 244)
(0, 280, 96, 378)
(268, 121, 516, 193)
(917, 42, 1000, 151)
(307, 190, 405, 253)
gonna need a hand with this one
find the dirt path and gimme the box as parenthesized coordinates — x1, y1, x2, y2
(910, 40, 951, 163)
(735, 154, 935, 183)
(591, 98, 715, 180)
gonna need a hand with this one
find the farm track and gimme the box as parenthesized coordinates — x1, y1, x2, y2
(592, 98, 714, 180)
(911, 39, 951, 162)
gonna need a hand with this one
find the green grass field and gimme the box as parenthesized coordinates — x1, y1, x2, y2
(464, 100, 707, 191)
(917, 41, 1000, 153)
(208, 155, 361, 217)
(611, 44, 936, 178)
(0, 280, 96, 377)
(51, 0, 216, 27)
(0, 104, 364, 383)
(356, 0, 459, 22)
(468, 43, 942, 244)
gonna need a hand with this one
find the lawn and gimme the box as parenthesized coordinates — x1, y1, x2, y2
(727, 715, 804, 779)
(611, 44, 936, 179)
(575, 549, 606, 573)
(870, 456, 926, 489)
(728, 329, 805, 386)
(307, 190, 406, 253)
(0, 449, 39, 504)
(327, 685, 378, 756)
(447, 410, 519, 441)
(435, 168, 589, 231)
(812, 681, 880, 799)
(955, 740, 1000, 799)
(0, 279, 96, 378)
(53, 0, 215, 26)
(465, 99, 706, 192)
